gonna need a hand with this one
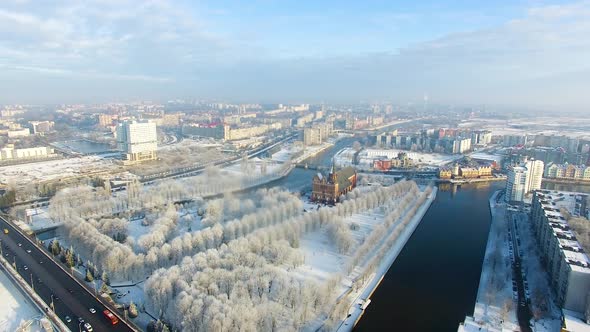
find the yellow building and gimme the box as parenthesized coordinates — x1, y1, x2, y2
(439, 168, 452, 180)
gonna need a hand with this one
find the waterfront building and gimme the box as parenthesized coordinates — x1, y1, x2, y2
(459, 167, 479, 179)
(525, 159, 544, 193)
(506, 166, 528, 202)
(545, 162, 590, 182)
(116, 120, 158, 162)
(311, 165, 357, 204)
(531, 191, 590, 317)
(439, 168, 452, 179)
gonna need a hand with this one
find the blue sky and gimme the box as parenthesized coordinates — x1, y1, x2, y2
(1, 0, 589, 111)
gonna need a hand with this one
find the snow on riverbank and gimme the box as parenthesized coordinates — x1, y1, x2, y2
(335, 147, 461, 169)
(459, 191, 519, 332)
(0, 268, 43, 332)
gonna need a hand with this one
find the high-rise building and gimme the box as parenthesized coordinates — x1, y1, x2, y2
(531, 191, 590, 317)
(505, 159, 545, 202)
(452, 138, 472, 154)
(525, 159, 544, 193)
(505, 166, 528, 202)
(116, 120, 157, 162)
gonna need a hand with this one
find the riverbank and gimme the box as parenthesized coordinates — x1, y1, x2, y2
(338, 187, 438, 331)
(444, 177, 506, 184)
(458, 190, 520, 332)
(542, 178, 590, 185)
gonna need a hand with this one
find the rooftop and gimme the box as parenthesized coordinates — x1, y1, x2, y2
(536, 190, 590, 272)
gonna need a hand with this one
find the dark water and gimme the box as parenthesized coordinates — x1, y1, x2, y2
(355, 181, 504, 332)
(542, 181, 590, 194)
(53, 140, 113, 154)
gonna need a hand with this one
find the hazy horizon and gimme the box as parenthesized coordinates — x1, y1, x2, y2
(1, 0, 589, 112)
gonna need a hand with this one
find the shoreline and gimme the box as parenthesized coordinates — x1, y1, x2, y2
(541, 178, 590, 185)
(337, 186, 438, 331)
(458, 189, 520, 331)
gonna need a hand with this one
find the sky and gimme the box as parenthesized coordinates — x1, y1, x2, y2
(0, 0, 589, 111)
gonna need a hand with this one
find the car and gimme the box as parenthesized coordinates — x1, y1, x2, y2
(17, 243, 22, 247)
(67, 288, 73, 293)
(89, 308, 96, 314)
(26, 249, 31, 253)
(39, 260, 43, 264)
(23, 265, 28, 270)
(77, 317, 84, 323)
(83, 322, 93, 332)
(65, 316, 72, 323)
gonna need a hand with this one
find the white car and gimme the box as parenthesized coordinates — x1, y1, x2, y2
(65, 316, 72, 323)
(89, 308, 96, 314)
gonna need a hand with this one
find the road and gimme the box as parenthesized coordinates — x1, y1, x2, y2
(506, 209, 533, 332)
(0, 216, 136, 332)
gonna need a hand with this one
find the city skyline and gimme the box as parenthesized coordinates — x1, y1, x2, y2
(0, 0, 589, 112)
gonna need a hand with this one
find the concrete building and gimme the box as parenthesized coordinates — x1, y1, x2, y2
(531, 191, 590, 317)
(6, 128, 30, 138)
(28, 121, 54, 134)
(304, 122, 333, 146)
(503, 134, 527, 147)
(506, 166, 528, 202)
(525, 159, 544, 193)
(452, 138, 472, 154)
(0, 145, 54, 161)
(98, 114, 113, 127)
(304, 127, 322, 146)
(116, 120, 157, 162)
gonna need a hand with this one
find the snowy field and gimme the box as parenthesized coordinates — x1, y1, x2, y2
(0, 155, 120, 185)
(0, 268, 43, 332)
(271, 141, 334, 164)
(33, 170, 434, 331)
(457, 117, 590, 139)
(335, 147, 461, 169)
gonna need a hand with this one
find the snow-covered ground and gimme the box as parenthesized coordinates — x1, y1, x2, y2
(0, 268, 43, 332)
(0, 154, 120, 185)
(271, 141, 334, 164)
(335, 147, 461, 169)
(514, 210, 562, 331)
(457, 117, 590, 140)
(459, 191, 519, 331)
(222, 157, 285, 177)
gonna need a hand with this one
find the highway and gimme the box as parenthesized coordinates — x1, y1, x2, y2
(0, 216, 136, 332)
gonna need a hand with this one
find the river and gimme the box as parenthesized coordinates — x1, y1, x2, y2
(262, 137, 590, 331)
(265, 137, 501, 331)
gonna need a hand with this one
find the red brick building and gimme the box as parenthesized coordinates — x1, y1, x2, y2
(312, 165, 357, 204)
